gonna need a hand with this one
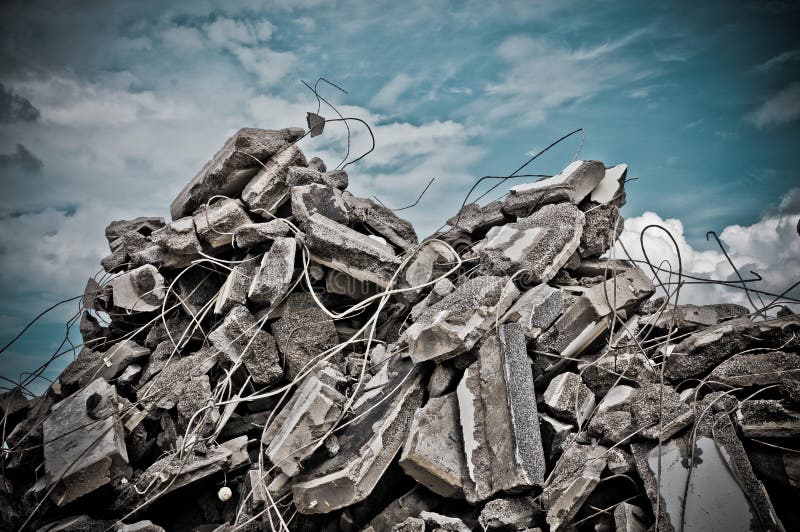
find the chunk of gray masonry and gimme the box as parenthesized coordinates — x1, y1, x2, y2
(736, 400, 800, 438)
(446, 201, 507, 234)
(476, 202, 585, 283)
(176, 267, 221, 318)
(214, 255, 257, 315)
(543, 372, 595, 426)
(399, 392, 468, 498)
(540, 443, 607, 531)
(665, 315, 800, 382)
(248, 237, 296, 307)
(362, 488, 437, 532)
(640, 302, 749, 335)
(390, 517, 425, 532)
(590, 163, 627, 206)
(171, 127, 303, 219)
(286, 165, 348, 190)
(292, 360, 423, 513)
(709, 351, 800, 388)
(410, 277, 456, 321)
(539, 414, 574, 464)
(587, 384, 636, 443)
(306, 156, 326, 172)
(478, 495, 536, 530)
(110, 264, 165, 312)
(406, 275, 519, 363)
(291, 183, 350, 225)
(209, 305, 282, 386)
(503, 160, 606, 216)
(105, 216, 165, 244)
(420, 512, 471, 532)
(136, 347, 218, 412)
(578, 351, 657, 396)
(303, 212, 402, 288)
(149, 216, 203, 269)
(457, 324, 546, 503)
(43, 378, 129, 506)
(261, 365, 346, 476)
(325, 269, 379, 299)
(400, 240, 454, 299)
(272, 295, 338, 380)
(614, 502, 647, 532)
(428, 362, 458, 397)
(578, 203, 623, 258)
(233, 220, 291, 248)
(241, 144, 307, 216)
(630, 383, 694, 441)
(192, 198, 251, 249)
(502, 283, 563, 339)
(343, 192, 419, 249)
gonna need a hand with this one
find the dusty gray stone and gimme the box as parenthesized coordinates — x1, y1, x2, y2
(428, 362, 458, 398)
(214, 255, 258, 315)
(479, 496, 536, 530)
(176, 267, 222, 319)
(457, 324, 546, 502)
(136, 347, 218, 411)
(110, 264, 166, 312)
(262, 365, 346, 476)
(630, 383, 694, 441)
(105, 216, 165, 244)
(362, 487, 437, 532)
(503, 160, 606, 216)
(543, 372, 595, 426)
(578, 203, 623, 258)
(502, 283, 563, 339)
(272, 295, 338, 380)
(292, 360, 423, 513)
(248, 237, 296, 307)
(399, 392, 467, 498)
(43, 378, 129, 506)
(306, 157, 326, 172)
(614, 502, 647, 532)
(291, 183, 350, 225)
(233, 220, 292, 248)
(176, 374, 219, 436)
(419, 511, 471, 532)
(209, 305, 282, 386)
(589, 163, 627, 206)
(446, 201, 507, 234)
(241, 144, 307, 216)
(343, 192, 418, 249)
(149, 216, 203, 269)
(406, 275, 518, 363)
(736, 400, 800, 438)
(193, 198, 251, 249)
(286, 165, 348, 190)
(390, 517, 425, 532)
(476, 202, 585, 283)
(709, 351, 800, 388)
(578, 351, 658, 396)
(586, 384, 636, 443)
(171, 127, 302, 218)
(640, 303, 750, 335)
(303, 212, 402, 288)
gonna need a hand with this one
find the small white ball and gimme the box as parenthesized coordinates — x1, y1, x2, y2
(218, 486, 232, 501)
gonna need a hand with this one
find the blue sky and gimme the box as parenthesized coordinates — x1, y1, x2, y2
(1, 0, 798, 392)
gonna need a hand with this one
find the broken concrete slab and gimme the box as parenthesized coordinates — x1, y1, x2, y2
(613, 502, 648, 532)
(171, 127, 303, 219)
(640, 303, 750, 335)
(247, 237, 296, 307)
(502, 283, 563, 339)
(342, 193, 418, 250)
(406, 275, 519, 363)
(457, 324, 546, 502)
(110, 264, 166, 312)
(291, 360, 423, 514)
(241, 144, 307, 216)
(233, 220, 292, 248)
(325, 269, 380, 300)
(399, 392, 467, 498)
(503, 160, 606, 216)
(587, 384, 636, 443)
(630, 383, 694, 441)
(475, 202, 585, 283)
(578, 203, 623, 258)
(543, 372, 596, 427)
(136, 347, 218, 411)
(709, 351, 800, 388)
(419, 511, 471, 532)
(589, 163, 627, 207)
(176, 267, 222, 319)
(736, 400, 800, 438)
(43, 378, 129, 506)
(362, 487, 437, 532)
(478, 495, 536, 530)
(149, 216, 203, 269)
(665, 316, 800, 382)
(214, 255, 258, 315)
(427, 362, 458, 398)
(105, 216, 165, 244)
(272, 295, 338, 380)
(286, 165, 348, 190)
(303, 212, 403, 288)
(176, 374, 219, 436)
(578, 351, 658, 397)
(446, 201, 507, 234)
(193, 198, 251, 250)
(209, 305, 282, 386)
(291, 183, 350, 225)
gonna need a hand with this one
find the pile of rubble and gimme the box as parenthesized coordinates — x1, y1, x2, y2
(1, 125, 799, 532)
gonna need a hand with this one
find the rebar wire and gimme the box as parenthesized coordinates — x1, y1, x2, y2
(301, 78, 351, 169)
(373, 177, 436, 211)
(0, 295, 82, 356)
(706, 230, 767, 317)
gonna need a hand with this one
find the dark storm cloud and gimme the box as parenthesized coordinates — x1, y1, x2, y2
(0, 144, 43, 174)
(0, 84, 40, 123)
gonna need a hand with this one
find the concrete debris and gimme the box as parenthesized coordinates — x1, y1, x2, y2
(457, 324, 546, 502)
(11, 124, 796, 531)
(503, 160, 606, 216)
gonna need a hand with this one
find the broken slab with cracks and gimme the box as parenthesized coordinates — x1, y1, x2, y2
(233, 219, 291, 248)
(192, 197, 251, 249)
(109, 264, 166, 312)
(247, 236, 296, 307)
(241, 144, 307, 216)
(291, 183, 350, 225)
(457, 324, 546, 502)
(503, 160, 606, 216)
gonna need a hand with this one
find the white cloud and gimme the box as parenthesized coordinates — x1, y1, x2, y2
(746, 82, 800, 129)
(370, 73, 415, 109)
(206, 17, 274, 46)
(228, 45, 297, 86)
(613, 189, 800, 311)
(756, 49, 800, 72)
(161, 25, 205, 50)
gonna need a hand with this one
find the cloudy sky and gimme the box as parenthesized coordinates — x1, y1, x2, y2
(1, 0, 798, 390)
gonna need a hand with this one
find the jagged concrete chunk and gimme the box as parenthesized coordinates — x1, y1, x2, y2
(578, 203, 623, 258)
(171, 127, 302, 219)
(614, 502, 647, 532)
(272, 294, 338, 380)
(543, 372, 595, 426)
(736, 400, 800, 438)
(248, 237, 296, 307)
(209, 305, 282, 386)
(399, 392, 467, 498)
(665, 316, 800, 382)
(43, 378, 129, 506)
(478, 496, 536, 530)
(233, 220, 291, 248)
(292, 360, 423, 513)
(407, 275, 519, 363)
(176, 267, 221, 318)
(215, 255, 257, 315)
(503, 160, 606, 216)
(590, 163, 627, 206)
(502, 283, 563, 339)
(640, 302, 749, 335)
(457, 324, 546, 502)
(476, 203, 585, 283)
(630, 383, 694, 441)
(136, 347, 217, 411)
(419, 511, 471, 532)
(303, 212, 402, 288)
(325, 269, 380, 299)
(446, 201, 507, 234)
(149, 216, 202, 269)
(241, 144, 307, 216)
(587, 384, 636, 443)
(579, 351, 657, 396)
(291, 183, 350, 225)
(286, 165, 348, 190)
(428, 362, 458, 398)
(105, 216, 165, 244)
(709, 351, 800, 388)
(541, 443, 607, 531)
(391, 517, 425, 532)
(262, 366, 346, 476)
(343, 193, 418, 249)
(110, 264, 165, 312)
(193, 198, 251, 249)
